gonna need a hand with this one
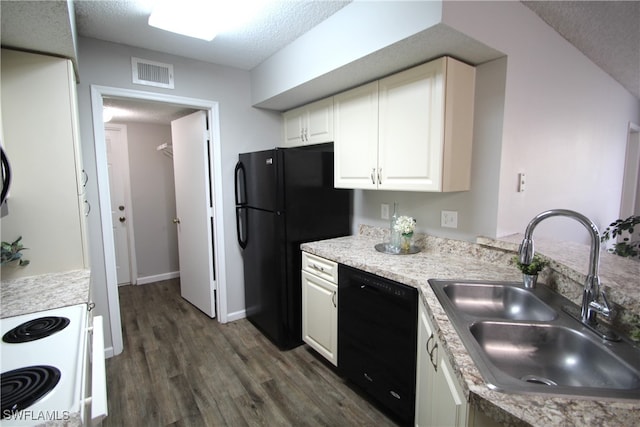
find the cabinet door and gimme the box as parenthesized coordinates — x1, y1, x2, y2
(431, 353, 469, 427)
(283, 108, 305, 147)
(416, 299, 436, 426)
(282, 97, 334, 147)
(378, 59, 445, 191)
(301, 270, 338, 366)
(416, 299, 468, 427)
(334, 81, 379, 189)
(306, 97, 334, 145)
(1, 50, 87, 278)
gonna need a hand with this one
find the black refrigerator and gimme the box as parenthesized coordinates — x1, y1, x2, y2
(235, 143, 351, 349)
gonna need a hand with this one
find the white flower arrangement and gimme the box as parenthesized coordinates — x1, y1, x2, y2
(394, 215, 416, 236)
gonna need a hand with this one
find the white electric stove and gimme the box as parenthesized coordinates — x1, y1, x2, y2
(0, 303, 106, 426)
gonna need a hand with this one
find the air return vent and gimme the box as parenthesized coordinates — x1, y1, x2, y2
(132, 57, 174, 89)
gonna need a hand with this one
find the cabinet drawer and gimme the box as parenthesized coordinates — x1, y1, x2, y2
(302, 252, 338, 283)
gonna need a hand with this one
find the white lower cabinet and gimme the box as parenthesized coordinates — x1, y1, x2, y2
(301, 252, 338, 366)
(416, 298, 469, 427)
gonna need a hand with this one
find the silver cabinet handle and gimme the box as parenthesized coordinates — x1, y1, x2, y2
(427, 333, 439, 372)
(84, 200, 91, 216)
(378, 167, 382, 185)
(371, 168, 376, 184)
(331, 291, 337, 308)
(309, 263, 325, 272)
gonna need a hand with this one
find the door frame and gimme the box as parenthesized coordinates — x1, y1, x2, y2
(620, 122, 640, 218)
(90, 85, 228, 356)
(105, 123, 138, 286)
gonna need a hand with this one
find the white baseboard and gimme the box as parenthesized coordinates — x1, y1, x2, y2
(225, 309, 246, 323)
(137, 271, 180, 285)
(104, 346, 114, 359)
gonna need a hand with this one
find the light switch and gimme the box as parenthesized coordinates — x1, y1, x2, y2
(381, 204, 390, 220)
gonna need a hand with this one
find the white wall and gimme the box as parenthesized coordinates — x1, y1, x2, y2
(121, 122, 180, 281)
(76, 37, 281, 352)
(443, 1, 640, 243)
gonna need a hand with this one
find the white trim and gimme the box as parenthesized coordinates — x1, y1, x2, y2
(619, 122, 640, 219)
(90, 85, 229, 358)
(137, 271, 180, 285)
(104, 123, 138, 286)
(225, 309, 247, 323)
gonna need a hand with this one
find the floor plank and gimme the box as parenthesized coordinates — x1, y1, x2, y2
(104, 279, 400, 426)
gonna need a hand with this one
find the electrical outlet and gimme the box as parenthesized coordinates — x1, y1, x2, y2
(441, 210, 458, 228)
(381, 204, 390, 220)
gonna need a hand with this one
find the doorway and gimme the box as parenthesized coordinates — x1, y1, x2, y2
(90, 86, 228, 357)
(620, 122, 640, 218)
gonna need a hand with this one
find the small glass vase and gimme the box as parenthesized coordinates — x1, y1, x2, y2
(522, 273, 538, 289)
(401, 233, 413, 253)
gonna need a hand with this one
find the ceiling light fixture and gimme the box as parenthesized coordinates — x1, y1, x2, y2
(148, 0, 270, 41)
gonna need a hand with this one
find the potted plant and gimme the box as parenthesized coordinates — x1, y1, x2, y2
(512, 254, 548, 288)
(1, 236, 30, 267)
(600, 215, 640, 260)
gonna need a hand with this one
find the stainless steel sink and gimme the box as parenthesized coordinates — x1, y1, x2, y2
(442, 283, 557, 321)
(470, 322, 640, 390)
(429, 279, 640, 400)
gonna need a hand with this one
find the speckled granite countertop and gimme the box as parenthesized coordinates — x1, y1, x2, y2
(1, 269, 91, 318)
(301, 226, 640, 427)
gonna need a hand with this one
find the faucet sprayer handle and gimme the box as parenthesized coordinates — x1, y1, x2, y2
(519, 238, 534, 264)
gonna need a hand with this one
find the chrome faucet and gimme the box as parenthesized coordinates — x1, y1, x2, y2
(519, 209, 612, 326)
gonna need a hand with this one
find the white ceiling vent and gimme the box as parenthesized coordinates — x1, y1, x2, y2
(132, 57, 174, 89)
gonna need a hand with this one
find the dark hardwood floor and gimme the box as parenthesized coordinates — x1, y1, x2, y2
(104, 279, 399, 426)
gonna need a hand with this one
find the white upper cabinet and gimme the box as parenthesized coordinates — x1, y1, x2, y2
(282, 97, 334, 147)
(334, 56, 476, 192)
(1, 49, 89, 279)
(333, 81, 379, 189)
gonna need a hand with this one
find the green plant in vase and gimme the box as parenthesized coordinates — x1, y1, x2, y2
(1, 236, 30, 267)
(512, 254, 547, 288)
(600, 215, 640, 260)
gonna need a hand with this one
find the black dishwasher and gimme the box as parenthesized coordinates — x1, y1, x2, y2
(338, 265, 418, 426)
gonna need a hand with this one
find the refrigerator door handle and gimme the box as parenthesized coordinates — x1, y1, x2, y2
(234, 161, 247, 206)
(236, 207, 248, 249)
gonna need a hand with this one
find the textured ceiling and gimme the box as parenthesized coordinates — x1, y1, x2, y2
(2, 1, 638, 122)
(74, 0, 351, 70)
(522, 1, 640, 101)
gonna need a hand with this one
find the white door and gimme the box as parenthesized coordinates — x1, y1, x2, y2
(105, 125, 135, 285)
(171, 111, 216, 318)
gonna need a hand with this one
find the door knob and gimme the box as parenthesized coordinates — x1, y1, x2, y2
(119, 216, 126, 223)
(173, 218, 181, 224)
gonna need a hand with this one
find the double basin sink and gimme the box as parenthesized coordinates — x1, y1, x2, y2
(429, 280, 640, 400)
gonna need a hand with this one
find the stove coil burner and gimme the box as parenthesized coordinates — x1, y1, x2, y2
(2, 316, 70, 343)
(1, 365, 61, 418)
